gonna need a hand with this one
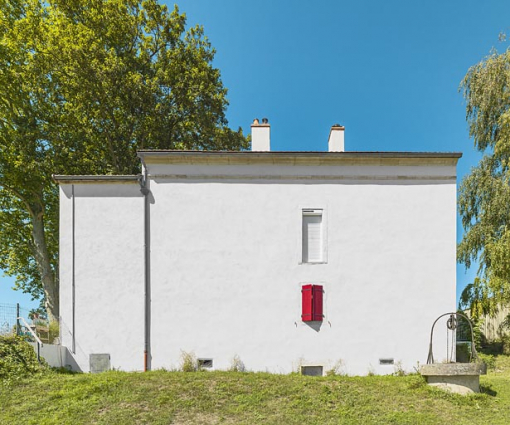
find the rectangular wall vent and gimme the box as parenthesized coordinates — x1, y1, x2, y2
(300, 365, 324, 376)
(379, 358, 394, 365)
(198, 358, 213, 369)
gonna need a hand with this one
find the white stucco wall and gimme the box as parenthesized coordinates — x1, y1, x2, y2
(59, 183, 144, 372)
(146, 160, 457, 376)
(58, 155, 458, 375)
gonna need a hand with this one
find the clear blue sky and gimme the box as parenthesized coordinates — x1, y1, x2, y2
(1, 0, 509, 309)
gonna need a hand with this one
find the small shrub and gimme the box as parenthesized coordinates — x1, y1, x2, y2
(228, 355, 246, 372)
(49, 321, 60, 344)
(472, 318, 486, 349)
(0, 335, 48, 385)
(477, 353, 496, 371)
(180, 351, 198, 372)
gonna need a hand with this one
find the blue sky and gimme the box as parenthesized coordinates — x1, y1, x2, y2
(1, 0, 509, 309)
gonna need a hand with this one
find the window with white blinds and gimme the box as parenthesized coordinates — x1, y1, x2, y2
(302, 210, 323, 263)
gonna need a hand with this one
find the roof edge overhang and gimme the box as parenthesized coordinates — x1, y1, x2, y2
(52, 175, 141, 184)
(136, 150, 462, 166)
(53, 151, 463, 183)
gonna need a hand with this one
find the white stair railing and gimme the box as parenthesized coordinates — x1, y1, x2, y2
(17, 316, 43, 346)
(17, 316, 43, 362)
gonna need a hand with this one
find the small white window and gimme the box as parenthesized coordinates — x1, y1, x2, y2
(302, 209, 323, 263)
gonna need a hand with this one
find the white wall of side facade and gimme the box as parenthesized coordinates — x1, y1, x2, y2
(59, 182, 144, 372)
(145, 158, 457, 376)
(58, 154, 459, 375)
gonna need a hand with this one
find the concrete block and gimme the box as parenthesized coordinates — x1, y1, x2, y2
(420, 363, 487, 394)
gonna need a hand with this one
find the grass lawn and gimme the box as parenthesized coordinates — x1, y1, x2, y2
(1, 356, 510, 424)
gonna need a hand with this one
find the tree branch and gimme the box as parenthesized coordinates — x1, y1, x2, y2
(1, 184, 36, 217)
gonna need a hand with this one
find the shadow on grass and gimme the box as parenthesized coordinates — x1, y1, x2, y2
(480, 384, 497, 397)
(51, 366, 80, 375)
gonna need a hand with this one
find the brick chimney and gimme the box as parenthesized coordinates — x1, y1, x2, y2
(251, 118, 270, 151)
(328, 124, 345, 152)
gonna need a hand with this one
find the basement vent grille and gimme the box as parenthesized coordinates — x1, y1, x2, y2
(198, 358, 213, 369)
(379, 358, 394, 365)
(300, 365, 323, 376)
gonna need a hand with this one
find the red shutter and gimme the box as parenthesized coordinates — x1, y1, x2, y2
(312, 285, 323, 321)
(301, 284, 313, 322)
(302, 284, 323, 322)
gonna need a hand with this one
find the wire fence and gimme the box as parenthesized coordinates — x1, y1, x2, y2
(0, 302, 35, 336)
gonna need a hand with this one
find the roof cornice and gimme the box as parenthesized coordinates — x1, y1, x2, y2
(137, 151, 462, 166)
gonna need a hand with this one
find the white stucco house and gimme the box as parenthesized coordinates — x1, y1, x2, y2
(54, 120, 462, 375)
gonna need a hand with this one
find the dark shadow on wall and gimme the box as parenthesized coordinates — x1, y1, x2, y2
(305, 321, 323, 332)
(63, 347, 83, 372)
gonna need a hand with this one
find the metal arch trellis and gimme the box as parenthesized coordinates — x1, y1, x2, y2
(426, 311, 479, 365)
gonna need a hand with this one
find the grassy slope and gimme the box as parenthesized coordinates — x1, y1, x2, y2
(1, 357, 510, 424)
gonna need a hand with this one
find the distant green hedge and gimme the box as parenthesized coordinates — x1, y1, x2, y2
(0, 335, 47, 384)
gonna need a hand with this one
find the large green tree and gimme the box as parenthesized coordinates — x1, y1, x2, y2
(458, 46, 510, 317)
(0, 0, 248, 321)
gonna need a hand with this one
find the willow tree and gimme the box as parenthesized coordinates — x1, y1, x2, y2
(458, 47, 510, 317)
(0, 0, 248, 321)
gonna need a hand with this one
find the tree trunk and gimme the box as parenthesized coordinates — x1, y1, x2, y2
(32, 211, 59, 322)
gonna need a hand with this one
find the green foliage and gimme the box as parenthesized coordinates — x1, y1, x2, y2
(482, 335, 510, 355)
(477, 353, 496, 371)
(458, 46, 510, 317)
(4, 360, 510, 423)
(502, 335, 510, 355)
(471, 317, 485, 349)
(0, 335, 47, 385)
(0, 0, 248, 321)
(48, 320, 59, 344)
(456, 343, 471, 363)
(406, 374, 427, 390)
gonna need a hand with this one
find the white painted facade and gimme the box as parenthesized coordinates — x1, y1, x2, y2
(56, 128, 461, 375)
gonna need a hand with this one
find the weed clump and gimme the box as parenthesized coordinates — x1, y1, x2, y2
(180, 351, 198, 372)
(228, 355, 246, 372)
(393, 360, 406, 376)
(326, 359, 345, 376)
